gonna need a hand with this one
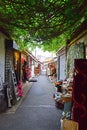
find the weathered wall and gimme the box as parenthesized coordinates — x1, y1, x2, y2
(0, 32, 6, 83)
(67, 42, 84, 77)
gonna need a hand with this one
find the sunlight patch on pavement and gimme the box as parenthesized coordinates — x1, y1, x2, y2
(19, 104, 55, 108)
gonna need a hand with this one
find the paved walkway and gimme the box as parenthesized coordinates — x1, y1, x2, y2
(0, 75, 62, 130)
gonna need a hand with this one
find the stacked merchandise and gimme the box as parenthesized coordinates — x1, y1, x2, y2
(53, 79, 75, 130)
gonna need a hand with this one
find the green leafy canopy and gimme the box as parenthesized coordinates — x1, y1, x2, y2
(0, 0, 87, 52)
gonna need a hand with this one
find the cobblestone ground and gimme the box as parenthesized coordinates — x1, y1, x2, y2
(0, 75, 62, 130)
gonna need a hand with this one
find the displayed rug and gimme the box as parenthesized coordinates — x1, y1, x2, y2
(28, 77, 38, 82)
(72, 59, 87, 130)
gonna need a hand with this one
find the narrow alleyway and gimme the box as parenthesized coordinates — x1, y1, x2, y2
(0, 75, 62, 130)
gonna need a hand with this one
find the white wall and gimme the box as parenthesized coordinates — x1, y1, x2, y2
(31, 65, 35, 77)
(59, 54, 66, 80)
(0, 32, 6, 83)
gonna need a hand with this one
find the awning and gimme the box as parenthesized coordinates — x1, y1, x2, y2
(23, 50, 42, 64)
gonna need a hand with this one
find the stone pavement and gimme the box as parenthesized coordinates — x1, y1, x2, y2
(0, 75, 62, 130)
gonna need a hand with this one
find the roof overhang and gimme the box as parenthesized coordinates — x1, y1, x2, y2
(23, 50, 42, 64)
(67, 20, 87, 46)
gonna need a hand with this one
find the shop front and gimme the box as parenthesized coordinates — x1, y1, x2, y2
(5, 39, 21, 107)
(5, 39, 21, 83)
(21, 51, 32, 82)
(46, 60, 57, 82)
(64, 21, 87, 130)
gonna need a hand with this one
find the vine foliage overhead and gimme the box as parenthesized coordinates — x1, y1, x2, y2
(0, 0, 87, 51)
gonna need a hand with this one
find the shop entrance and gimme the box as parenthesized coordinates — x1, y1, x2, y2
(14, 51, 20, 83)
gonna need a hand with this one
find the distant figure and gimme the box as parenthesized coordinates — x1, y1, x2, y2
(22, 61, 27, 82)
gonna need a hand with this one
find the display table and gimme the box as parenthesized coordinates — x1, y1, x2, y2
(62, 93, 72, 102)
